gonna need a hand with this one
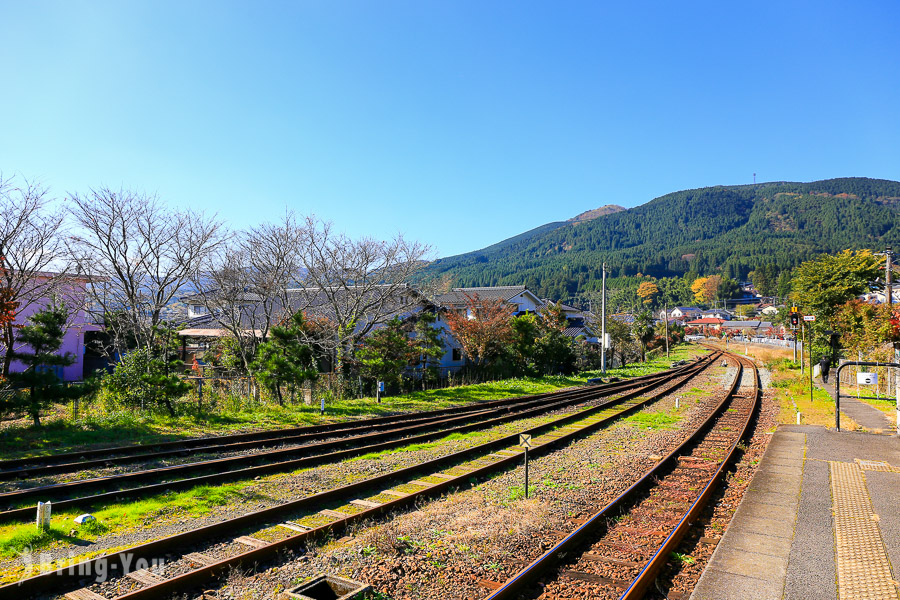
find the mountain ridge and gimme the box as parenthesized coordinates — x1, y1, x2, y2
(420, 177, 900, 299)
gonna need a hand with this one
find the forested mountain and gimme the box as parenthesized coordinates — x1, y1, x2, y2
(421, 178, 900, 300)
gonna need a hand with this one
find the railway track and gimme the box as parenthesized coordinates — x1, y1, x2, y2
(0, 359, 714, 522)
(2, 352, 719, 600)
(483, 350, 760, 600)
(0, 369, 683, 480)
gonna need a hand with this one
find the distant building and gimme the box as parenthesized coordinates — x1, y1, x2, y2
(756, 303, 780, 316)
(700, 308, 734, 321)
(685, 317, 724, 334)
(670, 306, 702, 320)
(720, 320, 774, 336)
(4, 274, 100, 382)
(433, 286, 544, 316)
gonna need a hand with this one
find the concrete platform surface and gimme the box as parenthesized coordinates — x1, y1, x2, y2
(691, 426, 900, 600)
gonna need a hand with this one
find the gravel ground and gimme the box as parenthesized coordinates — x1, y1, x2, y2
(0, 409, 553, 493)
(5, 375, 704, 579)
(145, 362, 726, 600)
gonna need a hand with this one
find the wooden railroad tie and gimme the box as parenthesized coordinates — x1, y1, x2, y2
(582, 552, 641, 567)
(699, 536, 720, 546)
(319, 509, 351, 519)
(381, 489, 409, 497)
(235, 535, 268, 548)
(407, 479, 434, 488)
(430, 472, 455, 479)
(476, 578, 503, 590)
(618, 526, 668, 537)
(277, 522, 311, 533)
(560, 570, 630, 588)
(184, 552, 216, 566)
(65, 589, 108, 600)
(125, 568, 166, 586)
(350, 499, 382, 509)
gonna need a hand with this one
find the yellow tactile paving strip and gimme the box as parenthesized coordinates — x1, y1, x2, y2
(830, 461, 900, 600)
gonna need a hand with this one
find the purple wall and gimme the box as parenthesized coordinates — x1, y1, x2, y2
(5, 279, 100, 382)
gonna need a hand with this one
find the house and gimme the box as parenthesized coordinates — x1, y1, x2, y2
(433, 286, 544, 316)
(700, 308, 734, 321)
(860, 290, 900, 305)
(685, 317, 724, 334)
(720, 320, 774, 336)
(433, 286, 599, 343)
(756, 303, 780, 316)
(668, 307, 702, 322)
(542, 300, 600, 344)
(179, 285, 469, 376)
(3, 273, 101, 382)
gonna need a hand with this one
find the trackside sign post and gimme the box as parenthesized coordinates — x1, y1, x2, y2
(519, 434, 532, 498)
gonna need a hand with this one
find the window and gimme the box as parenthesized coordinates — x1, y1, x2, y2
(452, 348, 462, 362)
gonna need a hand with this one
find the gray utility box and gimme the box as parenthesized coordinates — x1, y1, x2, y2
(286, 574, 372, 600)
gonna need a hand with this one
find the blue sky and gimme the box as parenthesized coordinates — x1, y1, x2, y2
(1, 1, 898, 258)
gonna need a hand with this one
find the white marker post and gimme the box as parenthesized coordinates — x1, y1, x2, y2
(519, 434, 532, 498)
(36, 501, 51, 531)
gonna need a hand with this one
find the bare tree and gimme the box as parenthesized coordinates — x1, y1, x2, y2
(68, 188, 223, 356)
(292, 215, 432, 370)
(190, 213, 304, 371)
(0, 175, 69, 377)
(189, 214, 431, 385)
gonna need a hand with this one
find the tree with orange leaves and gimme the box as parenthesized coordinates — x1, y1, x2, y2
(0, 254, 20, 385)
(443, 294, 513, 374)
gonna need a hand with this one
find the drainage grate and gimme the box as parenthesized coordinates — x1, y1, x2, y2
(286, 574, 372, 600)
(856, 459, 900, 473)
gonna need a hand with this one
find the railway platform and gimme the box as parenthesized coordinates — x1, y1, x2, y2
(691, 425, 900, 600)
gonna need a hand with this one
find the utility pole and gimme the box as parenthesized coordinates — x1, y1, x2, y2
(886, 246, 893, 307)
(664, 302, 670, 358)
(800, 319, 805, 374)
(601, 263, 607, 374)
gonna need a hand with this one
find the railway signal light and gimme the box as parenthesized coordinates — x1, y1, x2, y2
(790, 312, 800, 328)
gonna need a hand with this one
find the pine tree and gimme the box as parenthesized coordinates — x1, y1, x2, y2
(7, 303, 80, 426)
(410, 312, 445, 389)
(251, 311, 318, 405)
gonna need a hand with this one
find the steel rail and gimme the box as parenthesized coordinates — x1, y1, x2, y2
(0, 372, 675, 473)
(0, 368, 685, 481)
(619, 353, 759, 599)
(484, 350, 757, 600)
(0, 354, 717, 599)
(0, 356, 715, 521)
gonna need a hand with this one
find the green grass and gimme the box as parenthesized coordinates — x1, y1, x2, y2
(0, 482, 254, 557)
(350, 431, 484, 461)
(0, 526, 75, 558)
(670, 551, 696, 565)
(1, 345, 703, 461)
(625, 411, 681, 430)
(506, 484, 537, 502)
